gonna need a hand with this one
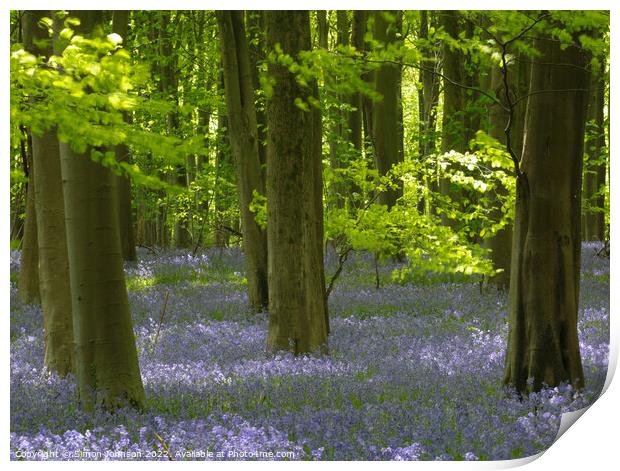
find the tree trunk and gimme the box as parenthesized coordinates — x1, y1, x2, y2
(485, 67, 512, 290)
(213, 74, 233, 249)
(417, 11, 441, 214)
(504, 33, 588, 394)
(265, 10, 328, 355)
(159, 12, 191, 248)
(440, 11, 466, 154)
(246, 10, 267, 185)
(317, 10, 328, 49)
(56, 10, 145, 409)
(112, 10, 137, 261)
(349, 11, 365, 155)
(217, 10, 269, 312)
(17, 125, 40, 304)
(23, 10, 74, 375)
(582, 60, 607, 241)
(372, 11, 403, 208)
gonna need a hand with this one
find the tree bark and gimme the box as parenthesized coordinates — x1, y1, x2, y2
(17, 128, 40, 305)
(217, 10, 269, 312)
(265, 10, 328, 354)
(112, 10, 137, 261)
(417, 11, 441, 214)
(246, 10, 267, 184)
(504, 33, 588, 394)
(23, 10, 74, 375)
(484, 61, 517, 291)
(349, 11, 365, 155)
(159, 12, 191, 248)
(440, 11, 466, 154)
(372, 11, 403, 208)
(56, 10, 145, 409)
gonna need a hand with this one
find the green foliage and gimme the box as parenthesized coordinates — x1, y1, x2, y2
(249, 190, 267, 230)
(11, 17, 207, 192)
(324, 130, 516, 285)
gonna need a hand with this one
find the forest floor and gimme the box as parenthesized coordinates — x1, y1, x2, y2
(9, 243, 609, 461)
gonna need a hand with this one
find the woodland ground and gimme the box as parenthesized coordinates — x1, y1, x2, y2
(9, 242, 609, 461)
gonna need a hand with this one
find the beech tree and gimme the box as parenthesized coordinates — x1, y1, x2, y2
(217, 10, 269, 311)
(372, 10, 403, 208)
(504, 24, 590, 393)
(54, 10, 145, 409)
(23, 10, 74, 375)
(265, 10, 328, 354)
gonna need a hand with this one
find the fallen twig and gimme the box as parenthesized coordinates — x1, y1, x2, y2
(153, 291, 170, 347)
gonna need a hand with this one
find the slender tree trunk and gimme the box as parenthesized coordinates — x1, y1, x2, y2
(485, 67, 512, 290)
(417, 11, 441, 214)
(582, 60, 607, 241)
(246, 10, 267, 185)
(504, 33, 588, 394)
(159, 12, 191, 248)
(23, 10, 74, 375)
(439, 11, 476, 231)
(372, 11, 403, 208)
(217, 10, 269, 312)
(112, 10, 137, 261)
(17, 127, 39, 304)
(265, 10, 328, 355)
(213, 76, 233, 249)
(317, 10, 328, 49)
(349, 11, 365, 155)
(356, 11, 375, 165)
(56, 10, 145, 409)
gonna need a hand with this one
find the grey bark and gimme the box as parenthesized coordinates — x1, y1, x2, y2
(24, 10, 74, 375)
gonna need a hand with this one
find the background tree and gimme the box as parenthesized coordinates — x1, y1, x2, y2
(372, 11, 403, 208)
(217, 10, 269, 311)
(16, 129, 39, 304)
(112, 10, 137, 261)
(582, 58, 608, 242)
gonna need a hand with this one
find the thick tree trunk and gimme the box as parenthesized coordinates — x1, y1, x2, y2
(217, 10, 269, 312)
(356, 11, 375, 165)
(372, 11, 403, 208)
(265, 11, 328, 355)
(504, 34, 588, 394)
(582, 62, 607, 241)
(56, 10, 145, 409)
(440, 11, 466, 154)
(438, 11, 468, 228)
(23, 10, 74, 375)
